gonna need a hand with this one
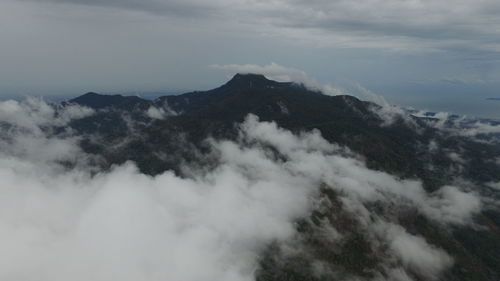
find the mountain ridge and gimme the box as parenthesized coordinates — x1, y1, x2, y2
(68, 73, 323, 112)
(28, 73, 500, 280)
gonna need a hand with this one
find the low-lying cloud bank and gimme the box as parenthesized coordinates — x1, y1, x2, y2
(0, 98, 486, 280)
(373, 102, 500, 141)
(410, 111, 500, 138)
(0, 98, 94, 164)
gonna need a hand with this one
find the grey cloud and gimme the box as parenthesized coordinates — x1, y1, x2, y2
(25, 0, 500, 55)
(27, 0, 215, 17)
(4, 0, 500, 102)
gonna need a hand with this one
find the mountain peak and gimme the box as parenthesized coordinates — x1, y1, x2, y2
(224, 73, 279, 88)
(232, 73, 269, 80)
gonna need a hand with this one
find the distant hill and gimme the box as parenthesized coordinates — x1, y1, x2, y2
(68, 92, 149, 109)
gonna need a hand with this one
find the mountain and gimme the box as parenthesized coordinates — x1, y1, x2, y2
(69, 74, 500, 185)
(61, 74, 500, 281)
(68, 92, 149, 110)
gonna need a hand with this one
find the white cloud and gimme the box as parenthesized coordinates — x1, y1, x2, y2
(412, 110, 500, 139)
(0, 115, 318, 281)
(380, 222, 453, 279)
(0, 105, 484, 280)
(0, 98, 93, 131)
(424, 186, 481, 225)
(0, 98, 94, 164)
(486, 181, 500, 191)
(146, 106, 166, 119)
(146, 103, 178, 120)
(459, 121, 500, 137)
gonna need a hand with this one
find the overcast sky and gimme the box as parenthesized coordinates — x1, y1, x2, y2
(1, 0, 500, 117)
